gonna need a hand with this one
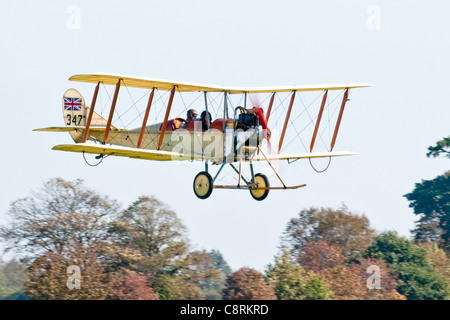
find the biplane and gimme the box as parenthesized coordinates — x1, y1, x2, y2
(34, 74, 371, 200)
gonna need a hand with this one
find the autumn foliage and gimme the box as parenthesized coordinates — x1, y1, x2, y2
(0, 178, 449, 300)
(223, 267, 276, 300)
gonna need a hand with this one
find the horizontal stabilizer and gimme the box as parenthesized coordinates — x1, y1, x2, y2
(52, 143, 194, 161)
(34, 126, 85, 132)
(252, 151, 357, 161)
(33, 126, 128, 133)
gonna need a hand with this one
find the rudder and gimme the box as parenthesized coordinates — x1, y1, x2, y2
(62, 88, 112, 143)
(62, 88, 86, 142)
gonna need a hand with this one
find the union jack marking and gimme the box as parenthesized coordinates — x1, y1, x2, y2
(64, 97, 82, 111)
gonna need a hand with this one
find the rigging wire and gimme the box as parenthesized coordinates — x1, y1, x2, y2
(309, 157, 332, 173)
(100, 82, 113, 115)
(82, 151, 104, 167)
(120, 83, 151, 127)
(282, 91, 325, 153)
(281, 92, 321, 153)
(207, 92, 224, 120)
(280, 90, 345, 154)
(175, 89, 203, 118)
(142, 89, 170, 150)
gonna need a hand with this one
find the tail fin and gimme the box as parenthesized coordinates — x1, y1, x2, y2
(62, 88, 114, 142)
(63, 88, 86, 142)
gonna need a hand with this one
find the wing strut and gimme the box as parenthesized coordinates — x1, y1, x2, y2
(158, 86, 176, 150)
(278, 91, 296, 153)
(204, 92, 210, 130)
(137, 88, 155, 148)
(223, 92, 229, 132)
(103, 79, 121, 143)
(82, 81, 100, 143)
(309, 90, 328, 152)
(330, 89, 349, 151)
(265, 92, 275, 123)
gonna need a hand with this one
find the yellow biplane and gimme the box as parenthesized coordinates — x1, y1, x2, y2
(35, 73, 371, 200)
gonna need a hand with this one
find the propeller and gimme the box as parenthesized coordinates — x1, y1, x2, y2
(250, 95, 281, 172)
(249, 94, 272, 150)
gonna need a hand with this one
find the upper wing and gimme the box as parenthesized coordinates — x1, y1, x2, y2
(52, 143, 195, 161)
(69, 73, 372, 94)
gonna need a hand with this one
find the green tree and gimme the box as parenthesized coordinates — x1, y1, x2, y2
(186, 250, 230, 300)
(283, 206, 375, 262)
(420, 242, 450, 280)
(0, 259, 27, 300)
(427, 136, 450, 158)
(209, 249, 231, 276)
(223, 267, 276, 300)
(404, 171, 450, 250)
(265, 249, 331, 300)
(366, 231, 449, 300)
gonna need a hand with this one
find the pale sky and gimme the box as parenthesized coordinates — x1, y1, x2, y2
(1, 1, 449, 271)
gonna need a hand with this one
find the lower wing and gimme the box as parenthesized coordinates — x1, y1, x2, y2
(251, 151, 357, 161)
(51, 142, 356, 163)
(52, 143, 194, 161)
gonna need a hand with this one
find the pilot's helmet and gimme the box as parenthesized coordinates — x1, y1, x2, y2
(187, 109, 198, 120)
(200, 110, 212, 130)
(200, 110, 211, 122)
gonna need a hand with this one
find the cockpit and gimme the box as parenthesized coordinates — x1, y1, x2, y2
(162, 105, 269, 136)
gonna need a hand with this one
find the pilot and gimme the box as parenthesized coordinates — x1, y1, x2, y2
(200, 110, 212, 131)
(180, 109, 198, 129)
(186, 109, 198, 124)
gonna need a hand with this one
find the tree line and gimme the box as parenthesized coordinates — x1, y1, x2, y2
(0, 136, 448, 300)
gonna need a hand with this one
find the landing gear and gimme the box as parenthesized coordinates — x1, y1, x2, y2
(191, 143, 306, 200)
(250, 173, 270, 201)
(193, 171, 213, 199)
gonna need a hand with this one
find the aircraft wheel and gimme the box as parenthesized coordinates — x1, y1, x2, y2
(193, 171, 213, 200)
(250, 173, 270, 201)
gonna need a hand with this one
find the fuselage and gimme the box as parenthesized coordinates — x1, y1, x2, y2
(71, 118, 263, 164)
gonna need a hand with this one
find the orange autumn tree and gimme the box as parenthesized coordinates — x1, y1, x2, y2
(108, 272, 159, 300)
(223, 267, 276, 300)
(283, 206, 375, 263)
